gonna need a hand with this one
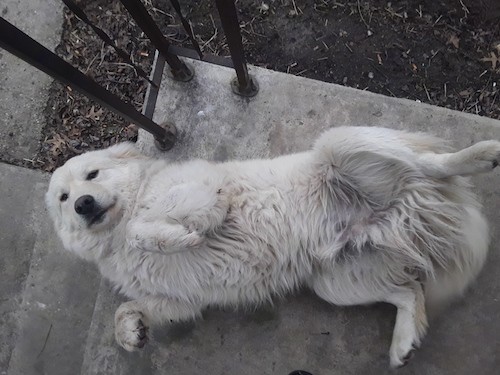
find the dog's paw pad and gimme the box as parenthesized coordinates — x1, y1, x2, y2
(402, 348, 415, 362)
(390, 340, 419, 368)
(115, 310, 149, 351)
(135, 319, 148, 347)
(471, 141, 500, 169)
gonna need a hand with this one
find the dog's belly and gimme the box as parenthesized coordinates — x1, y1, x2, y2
(100, 239, 313, 306)
(195, 190, 314, 305)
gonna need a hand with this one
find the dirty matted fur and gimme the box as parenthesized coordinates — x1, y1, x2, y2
(45, 126, 498, 367)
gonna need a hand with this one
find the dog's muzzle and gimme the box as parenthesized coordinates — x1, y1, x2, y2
(75, 195, 108, 226)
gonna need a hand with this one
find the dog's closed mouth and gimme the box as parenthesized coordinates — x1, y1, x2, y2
(89, 204, 114, 226)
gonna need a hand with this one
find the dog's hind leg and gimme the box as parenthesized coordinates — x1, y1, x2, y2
(313, 265, 427, 368)
(114, 297, 201, 351)
(384, 282, 427, 368)
(417, 140, 500, 178)
(314, 126, 500, 181)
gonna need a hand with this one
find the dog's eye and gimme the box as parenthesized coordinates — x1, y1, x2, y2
(60, 193, 69, 202)
(86, 170, 99, 180)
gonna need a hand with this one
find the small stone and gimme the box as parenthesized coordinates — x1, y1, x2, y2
(258, 2, 269, 14)
(368, 72, 374, 79)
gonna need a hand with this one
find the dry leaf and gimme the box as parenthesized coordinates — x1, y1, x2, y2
(447, 34, 460, 49)
(480, 52, 499, 70)
(86, 105, 104, 120)
(47, 134, 67, 156)
(459, 89, 473, 98)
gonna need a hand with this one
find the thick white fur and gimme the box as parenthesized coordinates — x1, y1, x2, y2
(46, 126, 497, 367)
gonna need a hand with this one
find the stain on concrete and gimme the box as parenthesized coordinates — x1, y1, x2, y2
(268, 121, 286, 156)
(156, 320, 197, 345)
(214, 145, 229, 162)
(307, 109, 317, 118)
(243, 306, 279, 325)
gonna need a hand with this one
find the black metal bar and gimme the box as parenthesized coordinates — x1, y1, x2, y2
(214, 0, 258, 97)
(168, 45, 233, 68)
(142, 50, 177, 151)
(0, 16, 175, 150)
(118, 0, 193, 82)
(62, 0, 156, 87)
(169, 0, 203, 59)
(142, 50, 165, 120)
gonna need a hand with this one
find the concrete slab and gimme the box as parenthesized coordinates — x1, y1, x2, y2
(136, 60, 500, 374)
(0, 164, 47, 372)
(0, 163, 101, 375)
(0, 0, 63, 162)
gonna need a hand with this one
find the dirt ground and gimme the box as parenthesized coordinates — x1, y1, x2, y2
(37, 0, 500, 171)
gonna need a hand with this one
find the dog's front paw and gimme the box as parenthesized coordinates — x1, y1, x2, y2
(127, 222, 203, 253)
(115, 308, 149, 351)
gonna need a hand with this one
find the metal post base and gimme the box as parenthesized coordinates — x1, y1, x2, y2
(154, 122, 178, 151)
(170, 63, 194, 82)
(231, 74, 259, 97)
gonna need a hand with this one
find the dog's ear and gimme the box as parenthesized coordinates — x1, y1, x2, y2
(108, 142, 145, 160)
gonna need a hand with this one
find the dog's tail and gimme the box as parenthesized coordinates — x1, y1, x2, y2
(424, 205, 490, 313)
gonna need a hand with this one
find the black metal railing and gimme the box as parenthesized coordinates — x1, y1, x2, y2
(0, 0, 259, 151)
(214, 0, 258, 97)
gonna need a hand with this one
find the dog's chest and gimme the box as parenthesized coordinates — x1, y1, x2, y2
(99, 248, 201, 299)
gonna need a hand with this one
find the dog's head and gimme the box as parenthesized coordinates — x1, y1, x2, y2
(46, 143, 145, 259)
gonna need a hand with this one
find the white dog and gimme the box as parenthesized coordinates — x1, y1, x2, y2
(46, 126, 498, 367)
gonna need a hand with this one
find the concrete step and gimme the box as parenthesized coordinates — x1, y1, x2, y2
(0, 164, 46, 372)
(0, 0, 62, 163)
(0, 163, 101, 375)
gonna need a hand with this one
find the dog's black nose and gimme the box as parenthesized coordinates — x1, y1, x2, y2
(74, 195, 96, 215)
